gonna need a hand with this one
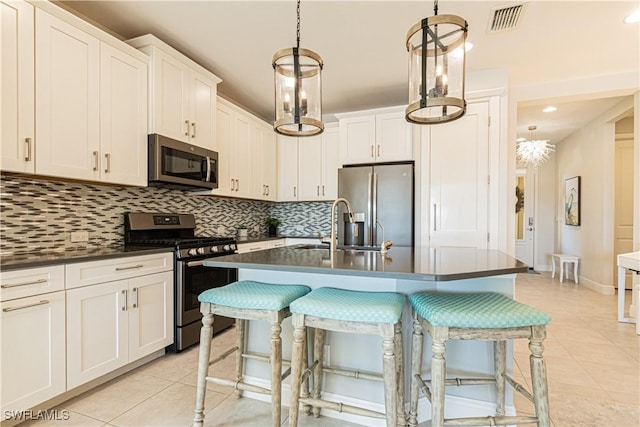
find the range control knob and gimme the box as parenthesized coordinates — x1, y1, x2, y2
(223, 245, 230, 251)
(187, 248, 198, 256)
(197, 247, 206, 255)
(211, 246, 219, 253)
(230, 244, 237, 250)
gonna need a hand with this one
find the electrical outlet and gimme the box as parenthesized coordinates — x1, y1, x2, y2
(323, 344, 330, 367)
(70, 231, 89, 243)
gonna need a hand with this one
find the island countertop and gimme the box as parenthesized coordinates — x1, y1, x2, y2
(203, 245, 528, 281)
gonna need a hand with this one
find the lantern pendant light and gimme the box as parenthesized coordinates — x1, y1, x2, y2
(405, 0, 468, 124)
(272, 0, 324, 136)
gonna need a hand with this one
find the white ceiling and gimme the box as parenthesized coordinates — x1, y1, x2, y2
(58, 0, 639, 145)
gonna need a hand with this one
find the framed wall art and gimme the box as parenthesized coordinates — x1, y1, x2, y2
(564, 176, 580, 226)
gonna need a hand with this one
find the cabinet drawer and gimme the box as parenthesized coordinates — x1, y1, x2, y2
(66, 253, 173, 289)
(0, 265, 65, 302)
(236, 242, 270, 254)
(269, 239, 286, 248)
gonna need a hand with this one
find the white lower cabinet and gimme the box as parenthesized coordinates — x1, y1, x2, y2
(66, 270, 173, 389)
(0, 290, 66, 414)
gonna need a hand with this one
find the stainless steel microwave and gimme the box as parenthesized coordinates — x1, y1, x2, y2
(148, 134, 218, 189)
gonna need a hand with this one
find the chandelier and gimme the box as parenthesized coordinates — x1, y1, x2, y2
(272, 0, 324, 137)
(405, 0, 468, 124)
(516, 125, 555, 167)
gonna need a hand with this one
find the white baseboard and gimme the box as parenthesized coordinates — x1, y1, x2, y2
(579, 276, 615, 295)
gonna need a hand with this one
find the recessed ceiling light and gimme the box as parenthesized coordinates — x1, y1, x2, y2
(624, 8, 640, 24)
(516, 137, 526, 142)
(542, 106, 557, 113)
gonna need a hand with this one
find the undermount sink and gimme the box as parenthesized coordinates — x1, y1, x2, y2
(294, 244, 381, 252)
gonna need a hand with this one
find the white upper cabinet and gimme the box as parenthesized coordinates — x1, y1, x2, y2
(128, 35, 221, 151)
(1, 0, 35, 173)
(35, 8, 100, 181)
(277, 124, 339, 202)
(210, 97, 276, 200)
(338, 107, 413, 165)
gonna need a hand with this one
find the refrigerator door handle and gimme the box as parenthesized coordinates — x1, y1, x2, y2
(372, 172, 378, 245)
(433, 203, 437, 231)
(367, 172, 373, 245)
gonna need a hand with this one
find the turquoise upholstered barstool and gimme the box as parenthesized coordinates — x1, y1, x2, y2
(192, 280, 310, 427)
(408, 292, 551, 427)
(288, 287, 406, 427)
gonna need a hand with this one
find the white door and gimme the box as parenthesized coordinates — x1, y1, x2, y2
(1, 291, 66, 413)
(262, 128, 278, 201)
(342, 115, 376, 164)
(215, 100, 234, 195)
(232, 113, 252, 198)
(150, 48, 188, 142)
(321, 126, 340, 200)
(429, 101, 489, 248)
(1, 0, 35, 173)
(66, 280, 129, 389)
(189, 69, 217, 150)
(129, 271, 173, 362)
(100, 42, 147, 186)
(35, 9, 100, 181)
(515, 168, 535, 267)
(375, 112, 413, 162)
(615, 137, 634, 290)
(278, 136, 298, 201)
(298, 135, 323, 200)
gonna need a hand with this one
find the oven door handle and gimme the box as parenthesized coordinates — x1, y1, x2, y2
(186, 260, 205, 267)
(205, 156, 211, 182)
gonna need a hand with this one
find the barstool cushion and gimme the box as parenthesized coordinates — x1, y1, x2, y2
(198, 280, 310, 311)
(290, 287, 404, 323)
(410, 292, 551, 328)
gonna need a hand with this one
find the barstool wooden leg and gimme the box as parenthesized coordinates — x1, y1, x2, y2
(270, 319, 283, 427)
(381, 325, 398, 427)
(312, 328, 325, 418)
(529, 326, 550, 427)
(494, 340, 506, 416)
(193, 312, 214, 427)
(408, 315, 423, 427)
(394, 322, 405, 427)
(430, 327, 447, 427)
(235, 319, 246, 398)
(289, 315, 306, 427)
(302, 330, 311, 416)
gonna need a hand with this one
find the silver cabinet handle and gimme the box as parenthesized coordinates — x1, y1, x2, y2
(93, 151, 99, 171)
(249, 247, 262, 251)
(185, 120, 190, 136)
(231, 179, 235, 191)
(122, 289, 127, 311)
(236, 179, 239, 191)
(104, 153, 111, 173)
(293, 186, 297, 197)
(263, 185, 266, 196)
(186, 260, 205, 267)
(1, 278, 47, 289)
(132, 287, 138, 308)
(322, 185, 325, 196)
(115, 264, 144, 271)
(266, 185, 269, 196)
(3, 300, 49, 312)
(191, 122, 196, 138)
(24, 137, 32, 161)
(317, 185, 320, 196)
(433, 204, 437, 231)
(370, 145, 374, 158)
(377, 144, 381, 157)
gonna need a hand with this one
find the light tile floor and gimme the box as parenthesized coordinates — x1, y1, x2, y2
(22, 272, 639, 426)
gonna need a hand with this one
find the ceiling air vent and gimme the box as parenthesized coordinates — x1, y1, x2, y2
(488, 3, 525, 33)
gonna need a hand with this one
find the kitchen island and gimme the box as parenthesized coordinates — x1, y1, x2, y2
(203, 245, 528, 426)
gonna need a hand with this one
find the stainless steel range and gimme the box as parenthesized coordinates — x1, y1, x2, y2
(124, 213, 237, 352)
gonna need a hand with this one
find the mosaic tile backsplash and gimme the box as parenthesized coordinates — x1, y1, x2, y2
(0, 176, 332, 255)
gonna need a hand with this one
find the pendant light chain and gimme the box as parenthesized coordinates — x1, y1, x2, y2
(296, 0, 301, 48)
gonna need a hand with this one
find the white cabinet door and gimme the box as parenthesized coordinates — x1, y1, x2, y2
(129, 271, 173, 362)
(189, 68, 217, 150)
(278, 135, 298, 201)
(215, 100, 234, 195)
(321, 126, 339, 200)
(262, 128, 278, 201)
(35, 8, 100, 181)
(341, 115, 376, 164)
(66, 280, 129, 389)
(375, 112, 413, 162)
(100, 42, 147, 186)
(1, 0, 35, 173)
(149, 47, 189, 142)
(251, 123, 265, 199)
(429, 101, 489, 249)
(232, 113, 252, 198)
(236, 241, 271, 254)
(298, 135, 323, 201)
(1, 291, 66, 414)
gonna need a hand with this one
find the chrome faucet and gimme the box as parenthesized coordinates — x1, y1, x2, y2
(376, 219, 393, 254)
(330, 198, 355, 253)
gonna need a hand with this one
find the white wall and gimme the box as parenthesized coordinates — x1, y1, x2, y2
(534, 157, 556, 271)
(554, 97, 635, 293)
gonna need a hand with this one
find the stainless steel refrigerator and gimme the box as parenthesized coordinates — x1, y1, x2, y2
(337, 162, 414, 247)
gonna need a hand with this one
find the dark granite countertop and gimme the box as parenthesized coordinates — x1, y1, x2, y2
(235, 235, 322, 244)
(203, 245, 528, 282)
(0, 246, 173, 271)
